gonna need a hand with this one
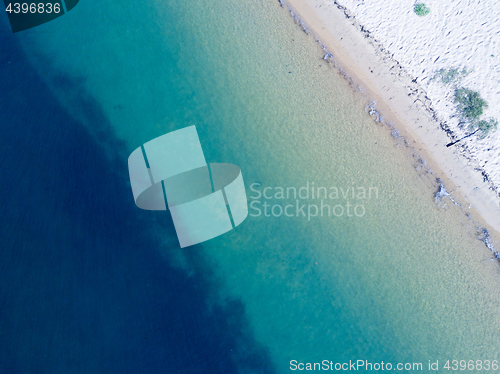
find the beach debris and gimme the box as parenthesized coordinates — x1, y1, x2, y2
(414, 155, 427, 170)
(434, 180, 450, 203)
(323, 53, 334, 62)
(433, 183, 497, 257)
(434, 179, 463, 207)
(446, 129, 479, 147)
(367, 101, 383, 122)
(492, 251, 500, 261)
(477, 228, 499, 263)
(478, 228, 494, 251)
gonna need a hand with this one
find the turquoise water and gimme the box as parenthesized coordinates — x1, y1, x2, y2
(5, 0, 500, 372)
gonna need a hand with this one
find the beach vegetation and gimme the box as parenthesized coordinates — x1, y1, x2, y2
(476, 118, 498, 138)
(414, 3, 431, 16)
(434, 67, 469, 84)
(454, 88, 487, 122)
(454, 88, 497, 137)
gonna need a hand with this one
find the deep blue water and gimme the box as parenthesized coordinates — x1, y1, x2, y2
(0, 19, 275, 374)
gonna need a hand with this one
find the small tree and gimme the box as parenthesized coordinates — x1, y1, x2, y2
(454, 88, 487, 122)
(476, 118, 498, 138)
(414, 3, 431, 16)
(453, 88, 497, 138)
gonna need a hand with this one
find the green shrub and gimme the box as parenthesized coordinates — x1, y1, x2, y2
(476, 118, 498, 138)
(434, 67, 469, 84)
(414, 3, 431, 16)
(453, 88, 497, 137)
(454, 88, 487, 122)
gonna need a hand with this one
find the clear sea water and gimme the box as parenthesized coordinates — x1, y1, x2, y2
(1, 0, 500, 373)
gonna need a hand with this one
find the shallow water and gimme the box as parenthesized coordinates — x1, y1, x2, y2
(2, 0, 500, 372)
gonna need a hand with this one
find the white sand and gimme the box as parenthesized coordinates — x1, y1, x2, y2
(337, 0, 500, 188)
(283, 0, 500, 240)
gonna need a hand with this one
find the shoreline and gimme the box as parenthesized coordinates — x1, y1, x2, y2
(282, 0, 500, 247)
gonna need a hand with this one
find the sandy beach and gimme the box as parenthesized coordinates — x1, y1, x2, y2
(283, 0, 500, 245)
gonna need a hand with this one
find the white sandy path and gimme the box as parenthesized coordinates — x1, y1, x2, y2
(338, 0, 500, 198)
